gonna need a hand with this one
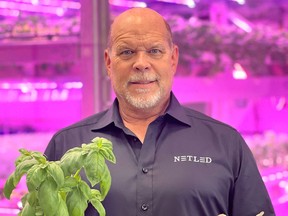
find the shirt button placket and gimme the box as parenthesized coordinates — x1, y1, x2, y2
(140, 168, 149, 212)
(136, 126, 156, 216)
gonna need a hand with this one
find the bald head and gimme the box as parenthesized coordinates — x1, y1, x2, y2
(107, 8, 173, 49)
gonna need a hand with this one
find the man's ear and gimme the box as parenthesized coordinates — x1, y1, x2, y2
(171, 44, 179, 75)
(104, 49, 111, 77)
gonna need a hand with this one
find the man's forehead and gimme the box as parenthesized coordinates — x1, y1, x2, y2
(107, 8, 172, 49)
(111, 18, 169, 42)
(111, 8, 167, 33)
(111, 32, 170, 48)
(113, 8, 163, 23)
(112, 20, 166, 35)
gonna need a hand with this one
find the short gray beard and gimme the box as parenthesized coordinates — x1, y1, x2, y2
(125, 88, 162, 109)
(123, 73, 162, 109)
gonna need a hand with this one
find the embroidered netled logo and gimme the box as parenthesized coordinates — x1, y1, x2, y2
(174, 155, 212, 163)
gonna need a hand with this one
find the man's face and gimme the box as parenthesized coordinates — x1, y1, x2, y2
(105, 10, 178, 109)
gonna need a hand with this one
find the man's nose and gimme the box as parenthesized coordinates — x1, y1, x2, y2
(133, 51, 150, 72)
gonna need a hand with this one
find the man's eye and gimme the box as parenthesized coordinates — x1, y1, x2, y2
(120, 50, 134, 55)
(148, 49, 162, 54)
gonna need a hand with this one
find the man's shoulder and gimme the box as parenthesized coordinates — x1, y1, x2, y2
(182, 106, 237, 133)
(54, 109, 109, 136)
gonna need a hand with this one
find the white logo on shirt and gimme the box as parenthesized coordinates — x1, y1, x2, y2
(174, 155, 212, 163)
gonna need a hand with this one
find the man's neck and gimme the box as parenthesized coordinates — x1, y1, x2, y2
(118, 99, 169, 143)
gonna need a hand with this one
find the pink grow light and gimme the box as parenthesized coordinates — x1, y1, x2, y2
(109, 0, 147, 8)
(233, 63, 247, 80)
(0, 1, 70, 16)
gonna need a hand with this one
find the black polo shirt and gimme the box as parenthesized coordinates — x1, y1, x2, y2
(45, 93, 275, 216)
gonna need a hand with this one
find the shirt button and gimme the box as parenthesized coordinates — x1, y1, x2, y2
(141, 203, 149, 211)
(142, 167, 149, 174)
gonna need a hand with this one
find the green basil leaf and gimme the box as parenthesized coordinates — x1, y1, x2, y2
(78, 180, 91, 200)
(90, 189, 102, 200)
(79, 144, 93, 155)
(21, 202, 36, 216)
(91, 137, 102, 144)
(31, 152, 47, 164)
(27, 191, 38, 207)
(89, 196, 106, 216)
(93, 137, 113, 151)
(60, 149, 85, 176)
(15, 154, 33, 167)
(26, 165, 47, 191)
(60, 176, 78, 196)
(99, 148, 116, 164)
(35, 210, 44, 216)
(54, 194, 69, 216)
(83, 152, 105, 187)
(59, 190, 68, 201)
(60, 147, 82, 159)
(99, 163, 111, 201)
(3, 172, 17, 199)
(19, 148, 31, 156)
(35, 205, 44, 216)
(47, 163, 64, 189)
(21, 193, 28, 207)
(14, 159, 38, 186)
(63, 176, 78, 188)
(100, 139, 113, 151)
(66, 187, 88, 216)
(38, 177, 60, 216)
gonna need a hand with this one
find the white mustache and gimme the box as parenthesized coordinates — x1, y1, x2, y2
(128, 74, 158, 83)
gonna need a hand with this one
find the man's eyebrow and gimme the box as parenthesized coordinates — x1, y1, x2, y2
(114, 42, 168, 51)
(115, 42, 134, 49)
(114, 45, 132, 51)
(150, 43, 166, 48)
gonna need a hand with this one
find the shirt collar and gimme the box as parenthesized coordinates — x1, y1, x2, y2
(165, 92, 191, 127)
(91, 92, 191, 131)
(90, 99, 123, 131)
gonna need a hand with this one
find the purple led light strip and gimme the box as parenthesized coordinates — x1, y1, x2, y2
(0, 81, 83, 90)
(0, 0, 81, 16)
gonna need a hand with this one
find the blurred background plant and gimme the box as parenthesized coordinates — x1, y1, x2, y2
(169, 16, 288, 77)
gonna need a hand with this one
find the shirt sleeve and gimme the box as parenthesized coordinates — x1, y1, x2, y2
(231, 134, 275, 216)
(44, 137, 57, 161)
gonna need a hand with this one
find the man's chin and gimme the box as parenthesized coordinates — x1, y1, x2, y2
(126, 95, 161, 110)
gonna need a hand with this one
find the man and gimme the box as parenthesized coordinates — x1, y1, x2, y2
(45, 8, 275, 216)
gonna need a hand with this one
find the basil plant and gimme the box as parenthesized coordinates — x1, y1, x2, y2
(4, 137, 116, 216)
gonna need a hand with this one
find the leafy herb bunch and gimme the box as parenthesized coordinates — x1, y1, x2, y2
(4, 137, 116, 216)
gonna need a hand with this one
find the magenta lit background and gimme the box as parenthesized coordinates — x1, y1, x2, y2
(1, 0, 288, 215)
